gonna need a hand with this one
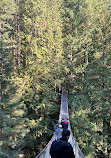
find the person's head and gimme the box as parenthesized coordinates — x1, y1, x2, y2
(61, 119, 64, 122)
(58, 124, 62, 128)
(62, 130, 70, 141)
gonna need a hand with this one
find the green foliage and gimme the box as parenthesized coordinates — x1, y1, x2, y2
(0, 0, 111, 157)
(0, 152, 9, 158)
(1, 0, 64, 157)
(64, 0, 111, 157)
(0, 0, 15, 108)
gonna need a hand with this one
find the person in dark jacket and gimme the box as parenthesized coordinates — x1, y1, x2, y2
(50, 129, 75, 158)
(61, 119, 69, 130)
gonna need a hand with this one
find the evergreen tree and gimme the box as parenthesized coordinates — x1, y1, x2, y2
(66, 0, 111, 157)
(0, 0, 110, 157)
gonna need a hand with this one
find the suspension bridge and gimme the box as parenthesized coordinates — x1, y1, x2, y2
(36, 89, 85, 158)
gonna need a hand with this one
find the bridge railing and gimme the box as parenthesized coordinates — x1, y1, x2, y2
(68, 123, 85, 158)
(35, 134, 56, 158)
(35, 90, 85, 158)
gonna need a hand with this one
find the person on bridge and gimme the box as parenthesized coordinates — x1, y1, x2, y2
(50, 129, 75, 158)
(61, 119, 69, 130)
(54, 123, 63, 140)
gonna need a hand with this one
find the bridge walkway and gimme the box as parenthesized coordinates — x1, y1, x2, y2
(36, 89, 85, 158)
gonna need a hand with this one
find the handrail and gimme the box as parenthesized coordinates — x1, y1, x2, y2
(35, 134, 56, 158)
(35, 89, 85, 158)
(68, 123, 85, 158)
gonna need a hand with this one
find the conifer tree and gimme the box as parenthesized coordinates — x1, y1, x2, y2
(66, 0, 111, 156)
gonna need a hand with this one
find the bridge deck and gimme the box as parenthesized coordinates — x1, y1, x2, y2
(36, 90, 85, 158)
(59, 89, 69, 122)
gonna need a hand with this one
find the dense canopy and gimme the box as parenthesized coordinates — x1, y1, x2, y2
(0, 0, 111, 157)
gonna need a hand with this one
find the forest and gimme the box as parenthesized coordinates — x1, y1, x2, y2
(0, 0, 111, 157)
